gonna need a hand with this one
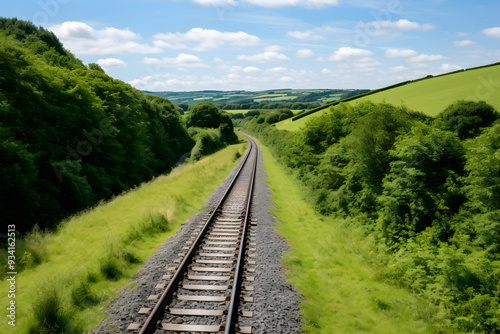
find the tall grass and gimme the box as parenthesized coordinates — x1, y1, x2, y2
(0, 140, 247, 333)
(29, 281, 83, 334)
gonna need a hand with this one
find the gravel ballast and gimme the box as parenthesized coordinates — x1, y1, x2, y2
(92, 140, 302, 333)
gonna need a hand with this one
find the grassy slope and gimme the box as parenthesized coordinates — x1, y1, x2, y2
(0, 140, 247, 333)
(354, 65, 500, 116)
(258, 140, 439, 333)
(276, 64, 500, 131)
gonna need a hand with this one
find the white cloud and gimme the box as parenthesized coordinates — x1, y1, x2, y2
(297, 49, 315, 58)
(267, 67, 288, 73)
(287, 26, 344, 41)
(482, 27, 500, 38)
(454, 40, 475, 47)
(141, 54, 207, 69)
(96, 58, 127, 70)
(153, 28, 261, 51)
(357, 19, 434, 37)
(245, 0, 338, 8)
(408, 54, 446, 62)
(237, 51, 290, 63)
(49, 21, 162, 55)
(388, 65, 408, 72)
(385, 48, 418, 57)
(243, 66, 262, 73)
(192, 0, 338, 7)
(440, 64, 462, 72)
(193, 0, 237, 5)
(328, 47, 373, 61)
(278, 76, 294, 82)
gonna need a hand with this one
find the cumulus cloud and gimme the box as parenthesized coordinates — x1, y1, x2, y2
(287, 26, 345, 41)
(482, 27, 500, 38)
(408, 54, 446, 62)
(153, 28, 261, 51)
(194, 0, 339, 8)
(454, 40, 475, 47)
(440, 64, 462, 72)
(237, 51, 290, 63)
(297, 49, 314, 58)
(267, 67, 288, 73)
(388, 65, 408, 72)
(328, 47, 373, 61)
(193, 0, 237, 5)
(357, 19, 434, 37)
(49, 21, 162, 55)
(141, 54, 207, 69)
(385, 48, 418, 57)
(96, 58, 127, 70)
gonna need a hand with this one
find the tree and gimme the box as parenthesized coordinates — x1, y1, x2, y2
(436, 100, 499, 139)
(88, 63, 105, 73)
(378, 124, 466, 246)
(186, 102, 224, 128)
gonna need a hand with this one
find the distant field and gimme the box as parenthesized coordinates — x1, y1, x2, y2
(143, 89, 366, 108)
(276, 63, 500, 131)
(225, 109, 303, 115)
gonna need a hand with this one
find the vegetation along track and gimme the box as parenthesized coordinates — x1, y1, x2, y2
(128, 136, 259, 334)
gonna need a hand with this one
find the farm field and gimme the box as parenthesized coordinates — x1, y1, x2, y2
(276, 63, 500, 131)
(144, 89, 367, 109)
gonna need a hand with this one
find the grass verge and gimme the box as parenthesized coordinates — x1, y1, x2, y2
(258, 139, 441, 333)
(0, 139, 247, 333)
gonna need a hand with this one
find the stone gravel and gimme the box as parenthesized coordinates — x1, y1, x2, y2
(91, 140, 303, 333)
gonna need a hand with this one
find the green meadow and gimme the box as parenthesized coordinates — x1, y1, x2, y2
(277, 63, 500, 131)
(354, 64, 500, 116)
(0, 141, 246, 333)
(258, 140, 442, 333)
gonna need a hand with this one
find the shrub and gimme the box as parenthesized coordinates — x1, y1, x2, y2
(30, 284, 82, 333)
(436, 100, 499, 139)
(71, 280, 100, 308)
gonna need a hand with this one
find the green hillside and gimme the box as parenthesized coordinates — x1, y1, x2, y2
(355, 64, 500, 116)
(277, 63, 500, 131)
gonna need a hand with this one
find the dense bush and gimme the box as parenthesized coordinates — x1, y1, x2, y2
(184, 102, 238, 161)
(240, 99, 500, 332)
(436, 100, 499, 139)
(0, 19, 193, 233)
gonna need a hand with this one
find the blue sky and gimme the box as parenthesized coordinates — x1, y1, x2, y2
(3, 0, 500, 91)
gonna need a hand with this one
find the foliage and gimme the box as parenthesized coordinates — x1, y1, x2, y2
(184, 102, 238, 160)
(435, 100, 499, 139)
(0, 19, 193, 233)
(240, 99, 500, 332)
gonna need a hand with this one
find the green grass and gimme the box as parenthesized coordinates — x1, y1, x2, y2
(276, 63, 500, 131)
(275, 107, 331, 131)
(0, 140, 247, 333)
(258, 139, 441, 333)
(354, 64, 500, 116)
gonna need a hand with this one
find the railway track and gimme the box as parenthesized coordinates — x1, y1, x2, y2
(128, 137, 258, 334)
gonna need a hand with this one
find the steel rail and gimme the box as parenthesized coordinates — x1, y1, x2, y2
(138, 139, 255, 334)
(224, 137, 258, 334)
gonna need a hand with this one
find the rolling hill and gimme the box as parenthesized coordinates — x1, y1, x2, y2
(276, 63, 500, 131)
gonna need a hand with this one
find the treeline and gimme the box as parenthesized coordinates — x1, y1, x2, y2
(0, 18, 193, 234)
(231, 109, 294, 124)
(221, 99, 320, 111)
(239, 100, 500, 332)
